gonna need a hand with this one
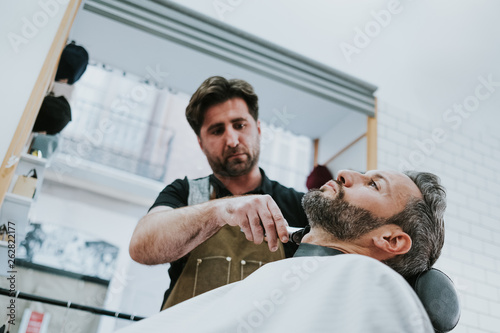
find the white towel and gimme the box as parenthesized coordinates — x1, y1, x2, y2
(116, 254, 433, 333)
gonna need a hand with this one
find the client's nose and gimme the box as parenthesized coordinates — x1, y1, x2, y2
(337, 170, 358, 187)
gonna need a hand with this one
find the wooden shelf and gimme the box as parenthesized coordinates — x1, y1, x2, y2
(20, 153, 48, 166)
(4, 192, 33, 206)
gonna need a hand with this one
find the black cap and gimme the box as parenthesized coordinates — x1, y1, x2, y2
(55, 42, 89, 85)
(33, 95, 71, 135)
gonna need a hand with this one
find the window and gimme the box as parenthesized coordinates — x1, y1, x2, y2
(59, 64, 175, 181)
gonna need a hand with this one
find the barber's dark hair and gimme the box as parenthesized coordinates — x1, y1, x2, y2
(382, 171, 446, 278)
(185, 76, 259, 136)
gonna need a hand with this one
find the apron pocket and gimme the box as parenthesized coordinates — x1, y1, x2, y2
(193, 256, 232, 296)
(240, 259, 266, 280)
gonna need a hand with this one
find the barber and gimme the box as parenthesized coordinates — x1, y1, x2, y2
(129, 76, 308, 310)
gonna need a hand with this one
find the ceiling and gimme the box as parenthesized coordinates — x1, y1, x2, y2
(164, 0, 500, 135)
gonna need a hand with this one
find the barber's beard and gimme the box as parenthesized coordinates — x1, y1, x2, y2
(209, 144, 260, 177)
(302, 182, 385, 240)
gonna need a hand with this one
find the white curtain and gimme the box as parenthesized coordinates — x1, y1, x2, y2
(60, 64, 312, 190)
(60, 64, 179, 181)
(259, 123, 313, 192)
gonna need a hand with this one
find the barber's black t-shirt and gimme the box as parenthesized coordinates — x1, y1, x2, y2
(150, 169, 309, 306)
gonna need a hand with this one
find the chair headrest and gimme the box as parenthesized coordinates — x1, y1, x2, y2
(406, 268, 461, 333)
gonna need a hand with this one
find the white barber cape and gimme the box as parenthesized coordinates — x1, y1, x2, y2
(116, 254, 433, 333)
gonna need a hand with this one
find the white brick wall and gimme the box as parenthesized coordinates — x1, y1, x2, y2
(377, 101, 500, 333)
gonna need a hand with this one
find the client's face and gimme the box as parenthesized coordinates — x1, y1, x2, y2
(302, 180, 385, 240)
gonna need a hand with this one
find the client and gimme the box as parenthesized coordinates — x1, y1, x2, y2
(117, 170, 457, 333)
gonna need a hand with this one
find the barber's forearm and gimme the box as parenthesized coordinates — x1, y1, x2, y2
(129, 203, 223, 265)
(129, 194, 289, 264)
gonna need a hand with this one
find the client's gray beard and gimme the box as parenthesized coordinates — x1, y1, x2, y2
(302, 183, 386, 240)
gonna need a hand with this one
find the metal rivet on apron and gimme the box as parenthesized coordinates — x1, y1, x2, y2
(241, 260, 246, 265)
(226, 257, 232, 262)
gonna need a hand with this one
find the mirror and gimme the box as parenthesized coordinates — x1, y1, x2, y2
(1, 1, 377, 331)
(53, 0, 377, 197)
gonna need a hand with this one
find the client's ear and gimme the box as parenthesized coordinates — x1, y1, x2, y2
(373, 224, 412, 256)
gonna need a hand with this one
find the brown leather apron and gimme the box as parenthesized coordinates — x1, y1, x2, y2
(162, 177, 285, 310)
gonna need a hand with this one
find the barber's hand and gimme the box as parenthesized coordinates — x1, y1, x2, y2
(216, 195, 289, 252)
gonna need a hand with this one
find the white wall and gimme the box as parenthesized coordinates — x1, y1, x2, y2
(0, 1, 71, 166)
(32, 179, 171, 332)
(377, 101, 500, 333)
(326, 136, 367, 175)
(317, 111, 367, 174)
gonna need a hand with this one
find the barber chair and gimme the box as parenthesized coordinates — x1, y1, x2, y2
(406, 269, 460, 332)
(290, 228, 460, 333)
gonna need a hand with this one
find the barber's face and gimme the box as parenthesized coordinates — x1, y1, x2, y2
(198, 98, 260, 177)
